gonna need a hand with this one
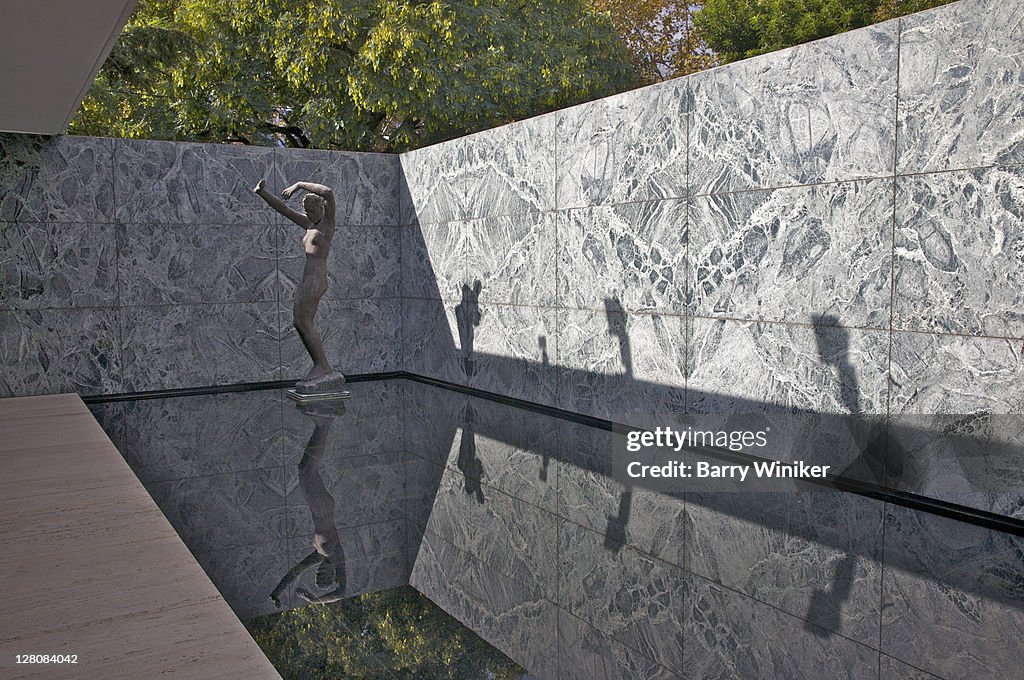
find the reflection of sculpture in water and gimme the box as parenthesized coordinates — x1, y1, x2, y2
(254, 178, 349, 400)
(457, 402, 485, 503)
(271, 403, 348, 607)
(455, 280, 482, 377)
(603, 296, 633, 552)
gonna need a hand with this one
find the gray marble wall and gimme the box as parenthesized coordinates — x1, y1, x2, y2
(398, 0, 1024, 520)
(1, 136, 404, 395)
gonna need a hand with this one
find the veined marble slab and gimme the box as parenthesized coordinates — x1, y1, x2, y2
(465, 212, 557, 307)
(0, 308, 121, 397)
(119, 222, 277, 305)
(689, 20, 897, 194)
(1, 221, 117, 310)
(558, 199, 687, 314)
(115, 139, 275, 225)
(0, 134, 114, 223)
(893, 166, 1024, 339)
(399, 139, 466, 224)
(459, 113, 556, 219)
(690, 179, 893, 328)
(557, 81, 687, 209)
(120, 302, 280, 391)
(898, 0, 1024, 173)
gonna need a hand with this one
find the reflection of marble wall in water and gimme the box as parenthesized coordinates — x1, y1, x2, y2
(0, 136, 404, 396)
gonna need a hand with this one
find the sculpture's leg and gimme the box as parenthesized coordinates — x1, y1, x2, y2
(293, 294, 332, 381)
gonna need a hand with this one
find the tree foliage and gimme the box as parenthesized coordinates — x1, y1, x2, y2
(69, 0, 639, 151)
(588, 0, 714, 82)
(694, 0, 956, 64)
(245, 586, 525, 679)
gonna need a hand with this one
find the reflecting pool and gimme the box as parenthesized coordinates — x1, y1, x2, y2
(87, 379, 1024, 680)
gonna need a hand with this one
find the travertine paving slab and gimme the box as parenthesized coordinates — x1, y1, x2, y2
(0, 393, 280, 679)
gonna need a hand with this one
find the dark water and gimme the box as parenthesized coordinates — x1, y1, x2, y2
(87, 378, 1024, 680)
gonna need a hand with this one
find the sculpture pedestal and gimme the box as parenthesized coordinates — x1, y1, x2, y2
(287, 371, 350, 402)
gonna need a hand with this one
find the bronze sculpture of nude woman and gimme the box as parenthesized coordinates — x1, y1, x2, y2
(254, 178, 349, 400)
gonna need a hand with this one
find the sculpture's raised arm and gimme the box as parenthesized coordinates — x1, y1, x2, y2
(283, 181, 336, 223)
(253, 178, 312, 229)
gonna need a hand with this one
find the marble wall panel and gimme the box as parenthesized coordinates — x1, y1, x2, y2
(409, 532, 559, 679)
(119, 222, 277, 305)
(684, 490, 884, 646)
(888, 331, 1024, 517)
(688, 318, 890, 415)
(279, 297, 402, 378)
(558, 199, 687, 314)
(401, 297, 463, 382)
(556, 608, 683, 680)
(430, 396, 560, 513)
(880, 505, 1024, 679)
(275, 148, 401, 226)
(879, 655, 943, 680)
(145, 467, 289, 554)
(420, 466, 558, 600)
(118, 391, 283, 483)
(558, 420, 687, 567)
(689, 21, 898, 194)
(687, 318, 891, 479)
(401, 220, 466, 301)
(689, 180, 893, 328)
(120, 302, 280, 391)
(557, 308, 687, 423)
(459, 114, 557, 218)
(0, 222, 117, 309)
(194, 539, 295, 620)
(115, 140, 276, 225)
(893, 167, 1024, 338)
(0, 134, 114, 223)
(898, 0, 1024, 173)
(0, 308, 121, 397)
(557, 519, 686, 675)
(685, 574, 881, 679)
(461, 302, 558, 406)
(285, 452, 409, 534)
(399, 139, 466, 224)
(464, 212, 557, 307)
(277, 224, 400, 301)
(556, 81, 687, 209)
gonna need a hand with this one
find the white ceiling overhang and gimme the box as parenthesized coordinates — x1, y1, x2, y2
(0, 0, 138, 135)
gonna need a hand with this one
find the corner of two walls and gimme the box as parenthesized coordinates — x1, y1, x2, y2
(0, 138, 404, 395)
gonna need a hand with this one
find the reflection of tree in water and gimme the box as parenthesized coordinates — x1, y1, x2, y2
(246, 585, 527, 679)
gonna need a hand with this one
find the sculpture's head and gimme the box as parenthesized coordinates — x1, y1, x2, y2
(303, 193, 326, 223)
